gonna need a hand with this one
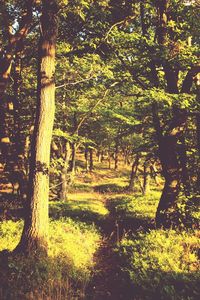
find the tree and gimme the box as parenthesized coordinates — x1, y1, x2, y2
(15, 0, 58, 254)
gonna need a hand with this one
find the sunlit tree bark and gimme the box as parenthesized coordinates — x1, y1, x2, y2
(15, 0, 58, 254)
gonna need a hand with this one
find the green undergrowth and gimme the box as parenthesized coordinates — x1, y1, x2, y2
(110, 191, 161, 220)
(116, 229, 200, 300)
(49, 193, 108, 225)
(110, 190, 200, 300)
(0, 218, 100, 299)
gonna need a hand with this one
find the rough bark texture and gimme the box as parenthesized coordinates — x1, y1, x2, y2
(15, 0, 58, 254)
(154, 108, 187, 228)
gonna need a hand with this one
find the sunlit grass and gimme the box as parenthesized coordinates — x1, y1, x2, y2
(0, 218, 101, 298)
(109, 190, 161, 220)
(117, 229, 200, 299)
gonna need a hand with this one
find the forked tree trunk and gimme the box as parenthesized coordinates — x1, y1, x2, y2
(15, 0, 58, 254)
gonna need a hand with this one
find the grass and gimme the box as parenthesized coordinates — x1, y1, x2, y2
(117, 230, 200, 300)
(0, 218, 100, 299)
(49, 192, 109, 225)
(109, 191, 161, 220)
(111, 191, 200, 300)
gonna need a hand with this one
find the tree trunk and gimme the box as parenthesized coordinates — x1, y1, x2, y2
(143, 161, 150, 195)
(60, 141, 71, 201)
(108, 148, 111, 169)
(178, 136, 190, 196)
(128, 155, 139, 191)
(156, 131, 186, 228)
(70, 142, 76, 173)
(85, 146, 89, 172)
(89, 148, 94, 172)
(0, 55, 12, 165)
(12, 56, 24, 158)
(15, 0, 58, 254)
(152, 103, 187, 228)
(196, 115, 200, 191)
(114, 138, 119, 170)
(150, 162, 160, 186)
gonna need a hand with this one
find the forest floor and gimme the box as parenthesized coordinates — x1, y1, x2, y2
(0, 162, 199, 300)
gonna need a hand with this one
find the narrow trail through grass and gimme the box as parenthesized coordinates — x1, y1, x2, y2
(86, 196, 125, 300)
(85, 193, 148, 300)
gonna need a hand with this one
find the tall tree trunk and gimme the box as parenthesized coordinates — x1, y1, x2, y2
(15, 0, 58, 254)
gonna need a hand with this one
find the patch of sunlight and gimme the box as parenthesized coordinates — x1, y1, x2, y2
(0, 220, 22, 251)
(49, 218, 100, 280)
(0, 218, 101, 282)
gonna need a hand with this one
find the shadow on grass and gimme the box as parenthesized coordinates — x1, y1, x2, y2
(49, 199, 108, 228)
(0, 192, 24, 221)
(104, 198, 155, 241)
(0, 251, 86, 300)
(112, 257, 200, 300)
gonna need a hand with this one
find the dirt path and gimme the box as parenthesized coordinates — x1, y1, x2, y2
(85, 197, 131, 300)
